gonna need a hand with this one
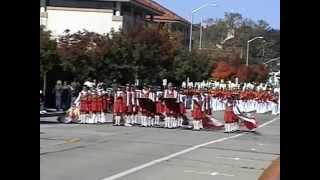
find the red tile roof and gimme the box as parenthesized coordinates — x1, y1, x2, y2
(134, 0, 190, 25)
(133, 0, 164, 15)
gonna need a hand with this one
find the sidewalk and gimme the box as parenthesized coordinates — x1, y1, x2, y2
(259, 157, 280, 180)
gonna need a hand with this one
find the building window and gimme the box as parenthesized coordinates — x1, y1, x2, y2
(113, 2, 116, 15)
(113, 2, 122, 16)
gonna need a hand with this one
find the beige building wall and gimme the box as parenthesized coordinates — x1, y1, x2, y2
(42, 6, 123, 37)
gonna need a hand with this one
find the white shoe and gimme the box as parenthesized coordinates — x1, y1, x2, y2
(124, 123, 132, 127)
(164, 117, 169, 128)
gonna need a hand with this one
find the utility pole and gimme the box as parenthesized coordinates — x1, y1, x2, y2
(188, 3, 218, 52)
(199, 17, 203, 49)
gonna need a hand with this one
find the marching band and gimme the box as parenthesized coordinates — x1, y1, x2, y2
(66, 79, 280, 133)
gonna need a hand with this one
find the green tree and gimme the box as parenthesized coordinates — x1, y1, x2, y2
(105, 26, 180, 85)
(173, 50, 213, 83)
(57, 30, 111, 82)
(224, 12, 243, 29)
(40, 26, 59, 96)
(200, 12, 279, 66)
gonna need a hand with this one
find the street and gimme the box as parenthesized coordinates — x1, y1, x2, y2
(40, 112, 280, 180)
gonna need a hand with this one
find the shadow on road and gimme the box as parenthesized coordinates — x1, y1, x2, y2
(251, 131, 263, 136)
(40, 121, 60, 124)
(225, 130, 263, 136)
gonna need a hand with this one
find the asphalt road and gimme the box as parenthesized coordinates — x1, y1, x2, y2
(40, 111, 280, 180)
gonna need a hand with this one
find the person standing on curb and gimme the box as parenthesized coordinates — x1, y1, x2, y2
(62, 81, 71, 110)
(53, 80, 63, 111)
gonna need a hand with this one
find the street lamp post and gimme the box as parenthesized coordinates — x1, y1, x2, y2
(263, 57, 280, 65)
(246, 36, 264, 66)
(189, 14, 194, 52)
(189, 2, 218, 52)
(199, 17, 203, 49)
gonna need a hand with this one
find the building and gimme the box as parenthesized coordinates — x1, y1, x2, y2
(143, 0, 192, 47)
(40, 0, 164, 37)
(40, 0, 195, 47)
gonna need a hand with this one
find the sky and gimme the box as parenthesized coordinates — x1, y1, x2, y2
(153, 0, 280, 29)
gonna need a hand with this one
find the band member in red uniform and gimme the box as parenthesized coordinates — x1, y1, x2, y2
(86, 90, 93, 124)
(163, 83, 178, 128)
(109, 90, 115, 123)
(177, 90, 186, 127)
(134, 87, 141, 125)
(140, 85, 150, 127)
(97, 89, 105, 123)
(125, 85, 134, 126)
(79, 86, 89, 123)
(89, 90, 98, 124)
(148, 87, 156, 127)
(224, 97, 239, 133)
(233, 102, 258, 131)
(107, 90, 113, 114)
(113, 87, 126, 126)
(155, 89, 164, 127)
(203, 93, 211, 115)
(191, 94, 204, 130)
(102, 90, 108, 122)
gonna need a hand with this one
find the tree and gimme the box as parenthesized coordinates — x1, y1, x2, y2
(210, 56, 269, 83)
(211, 61, 236, 80)
(40, 26, 59, 96)
(173, 50, 213, 83)
(236, 65, 251, 82)
(197, 11, 279, 66)
(105, 25, 180, 85)
(224, 12, 243, 29)
(57, 30, 111, 82)
(255, 20, 271, 32)
(249, 64, 269, 82)
(49, 12, 278, 86)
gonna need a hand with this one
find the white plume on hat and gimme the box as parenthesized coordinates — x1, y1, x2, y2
(84, 81, 93, 88)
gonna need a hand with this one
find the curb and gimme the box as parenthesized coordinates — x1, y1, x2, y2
(259, 157, 280, 180)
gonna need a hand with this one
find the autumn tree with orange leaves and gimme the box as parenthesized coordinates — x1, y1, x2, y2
(211, 56, 269, 83)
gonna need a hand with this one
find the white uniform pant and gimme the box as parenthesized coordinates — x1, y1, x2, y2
(224, 122, 239, 132)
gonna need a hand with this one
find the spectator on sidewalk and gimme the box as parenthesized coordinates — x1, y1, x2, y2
(53, 80, 63, 111)
(70, 80, 78, 105)
(62, 81, 72, 110)
(40, 90, 44, 111)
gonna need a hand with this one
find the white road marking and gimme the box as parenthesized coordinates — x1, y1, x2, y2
(184, 170, 234, 177)
(216, 156, 259, 162)
(216, 156, 241, 161)
(211, 171, 234, 177)
(210, 172, 218, 176)
(184, 170, 211, 175)
(102, 117, 279, 180)
(251, 148, 257, 151)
